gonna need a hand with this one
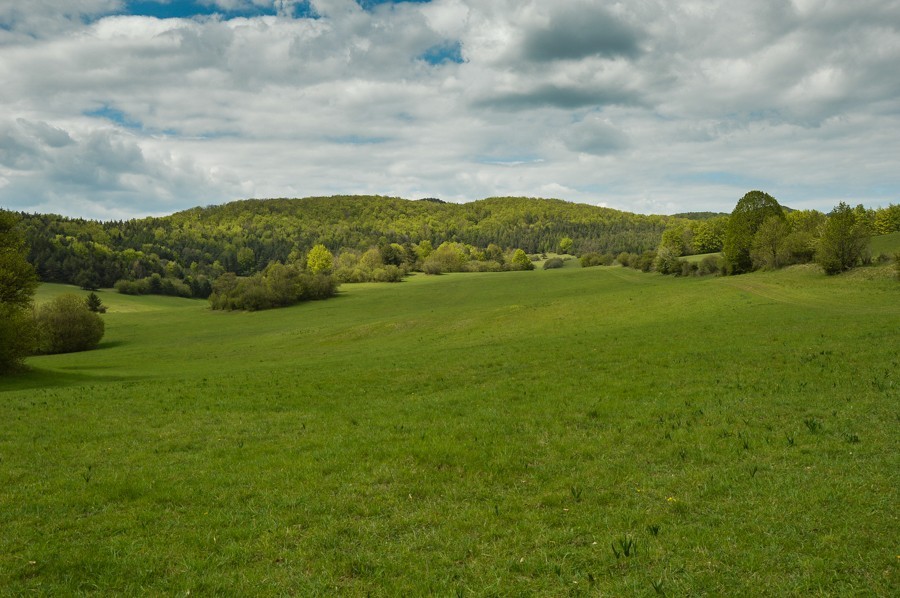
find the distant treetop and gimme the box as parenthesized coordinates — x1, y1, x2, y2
(671, 211, 729, 221)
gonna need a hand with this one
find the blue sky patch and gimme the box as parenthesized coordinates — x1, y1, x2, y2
(420, 41, 464, 65)
(357, 0, 432, 11)
(85, 105, 144, 130)
(122, 1, 319, 20)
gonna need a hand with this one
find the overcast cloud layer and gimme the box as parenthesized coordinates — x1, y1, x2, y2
(1, 0, 899, 219)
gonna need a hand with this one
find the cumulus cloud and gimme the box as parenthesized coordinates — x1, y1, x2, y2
(563, 117, 629, 155)
(519, 3, 641, 62)
(1, 0, 899, 219)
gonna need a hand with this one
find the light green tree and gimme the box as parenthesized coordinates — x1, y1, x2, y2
(691, 216, 728, 254)
(558, 236, 574, 255)
(510, 248, 534, 270)
(415, 240, 434, 260)
(873, 204, 900, 235)
(306, 244, 334, 274)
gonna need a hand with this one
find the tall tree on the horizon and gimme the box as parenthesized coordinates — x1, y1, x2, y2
(816, 202, 871, 274)
(722, 190, 786, 274)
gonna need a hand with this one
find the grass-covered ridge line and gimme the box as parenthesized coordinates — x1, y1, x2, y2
(2, 264, 897, 594)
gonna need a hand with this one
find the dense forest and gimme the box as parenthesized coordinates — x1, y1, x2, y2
(13, 194, 900, 303)
(17, 196, 685, 293)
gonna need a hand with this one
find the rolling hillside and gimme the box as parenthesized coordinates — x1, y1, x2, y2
(2, 263, 897, 594)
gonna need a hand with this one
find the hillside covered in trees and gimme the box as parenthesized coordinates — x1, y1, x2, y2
(17, 196, 686, 292)
(13, 194, 900, 305)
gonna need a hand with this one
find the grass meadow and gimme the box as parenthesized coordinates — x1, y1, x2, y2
(1, 262, 898, 595)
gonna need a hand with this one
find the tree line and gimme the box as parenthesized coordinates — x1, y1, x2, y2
(15, 196, 686, 297)
(642, 192, 899, 277)
(8, 193, 899, 310)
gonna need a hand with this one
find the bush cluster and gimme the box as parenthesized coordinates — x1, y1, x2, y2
(334, 246, 410, 282)
(542, 257, 565, 270)
(115, 273, 211, 298)
(417, 242, 533, 274)
(209, 263, 338, 311)
(580, 253, 615, 267)
(33, 294, 105, 355)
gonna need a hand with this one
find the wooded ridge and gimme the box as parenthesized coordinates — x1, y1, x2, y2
(17, 195, 687, 290)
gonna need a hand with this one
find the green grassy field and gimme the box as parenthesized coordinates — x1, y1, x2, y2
(872, 231, 900, 258)
(2, 264, 898, 595)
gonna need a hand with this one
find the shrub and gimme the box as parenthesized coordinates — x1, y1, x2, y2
(543, 257, 565, 270)
(464, 260, 503, 272)
(34, 294, 105, 354)
(371, 265, 405, 282)
(114, 278, 149, 295)
(115, 276, 192, 298)
(580, 253, 603, 267)
(509, 249, 534, 271)
(209, 266, 338, 311)
(422, 260, 444, 275)
(423, 243, 468, 274)
(633, 251, 657, 272)
(655, 248, 682, 275)
(698, 255, 723, 276)
(680, 260, 699, 277)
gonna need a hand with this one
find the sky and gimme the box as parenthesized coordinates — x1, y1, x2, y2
(1, 0, 899, 220)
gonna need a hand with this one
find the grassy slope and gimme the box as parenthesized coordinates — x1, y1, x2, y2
(871, 231, 900, 257)
(1, 266, 898, 595)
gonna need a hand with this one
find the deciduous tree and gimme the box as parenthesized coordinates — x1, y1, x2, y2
(306, 244, 334, 274)
(723, 190, 786, 274)
(0, 211, 37, 372)
(750, 216, 791, 270)
(816, 202, 871, 274)
(510, 248, 534, 270)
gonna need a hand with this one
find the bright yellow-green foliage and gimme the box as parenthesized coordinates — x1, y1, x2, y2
(2, 265, 897, 595)
(305, 243, 334, 274)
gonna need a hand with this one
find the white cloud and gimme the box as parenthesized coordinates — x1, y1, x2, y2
(2, 0, 899, 219)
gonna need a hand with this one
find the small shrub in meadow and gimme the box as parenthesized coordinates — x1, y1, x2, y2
(543, 257, 565, 270)
(34, 293, 104, 354)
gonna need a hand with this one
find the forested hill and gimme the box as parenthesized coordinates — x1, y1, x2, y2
(20, 195, 684, 289)
(169, 195, 677, 257)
